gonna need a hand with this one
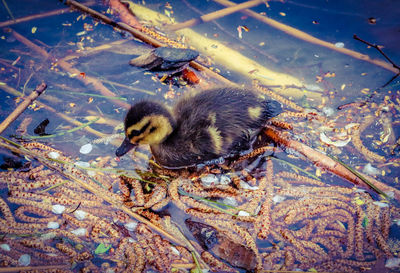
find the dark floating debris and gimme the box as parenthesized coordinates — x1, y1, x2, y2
(0, 156, 31, 171)
(185, 219, 257, 270)
(129, 46, 199, 74)
(33, 118, 50, 136)
(368, 17, 377, 25)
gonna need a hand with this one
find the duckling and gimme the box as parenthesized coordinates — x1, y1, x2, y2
(116, 87, 282, 168)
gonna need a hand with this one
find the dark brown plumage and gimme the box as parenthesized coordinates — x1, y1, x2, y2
(116, 87, 282, 168)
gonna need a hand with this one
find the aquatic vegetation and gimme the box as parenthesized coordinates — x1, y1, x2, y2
(0, 0, 399, 272)
(0, 139, 398, 272)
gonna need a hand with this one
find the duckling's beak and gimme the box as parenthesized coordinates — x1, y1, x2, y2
(116, 137, 137, 157)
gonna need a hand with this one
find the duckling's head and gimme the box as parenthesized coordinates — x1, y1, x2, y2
(116, 101, 176, 157)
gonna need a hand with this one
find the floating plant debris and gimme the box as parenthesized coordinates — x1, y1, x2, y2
(33, 118, 50, 136)
(0, 1, 399, 272)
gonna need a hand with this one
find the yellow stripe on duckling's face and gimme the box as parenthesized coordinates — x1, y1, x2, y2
(126, 115, 173, 145)
(248, 106, 262, 120)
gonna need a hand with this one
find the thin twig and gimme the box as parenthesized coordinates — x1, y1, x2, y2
(0, 8, 66, 27)
(353, 35, 400, 70)
(212, 0, 399, 74)
(10, 28, 131, 109)
(0, 1, 95, 27)
(1, 0, 14, 20)
(100, 78, 156, 95)
(0, 83, 108, 139)
(0, 137, 184, 246)
(181, 0, 278, 63)
(0, 264, 69, 272)
(166, 0, 265, 31)
(65, 0, 159, 46)
(0, 82, 47, 135)
(353, 34, 400, 88)
(264, 126, 400, 201)
(20, 117, 100, 139)
(66, 0, 233, 85)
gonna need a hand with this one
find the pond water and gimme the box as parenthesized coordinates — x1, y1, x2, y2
(0, 0, 399, 272)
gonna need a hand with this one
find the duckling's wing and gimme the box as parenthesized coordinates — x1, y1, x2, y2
(163, 87, 282, 165)
(153, 118, 219, 167)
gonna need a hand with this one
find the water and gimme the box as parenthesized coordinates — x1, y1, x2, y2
(0, 0, 399, 272)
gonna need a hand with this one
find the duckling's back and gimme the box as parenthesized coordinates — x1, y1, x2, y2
(151, 87, 282, 168)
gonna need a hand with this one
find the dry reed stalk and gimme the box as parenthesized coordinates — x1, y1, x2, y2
(129, 3, 315, 100)
(0, 265, 70, 272)
(264, 126, 400, 200)
(0, 140, 182, 247)
(0, 83, 108, 139)
(0, 1, 95, 28)
(0, 82, 47, 134)
(10, 29, 131, 109)
(213, 0, 399, 74)
(166, 0, 265, 31)
(69, 0, 233, 85)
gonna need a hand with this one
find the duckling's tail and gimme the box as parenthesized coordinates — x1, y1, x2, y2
(263, 100, 283, 119)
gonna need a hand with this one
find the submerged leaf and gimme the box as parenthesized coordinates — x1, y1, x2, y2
(320, 132, 351, 147)
(95, 243, 111, 254)
(362, 216, 369, 228)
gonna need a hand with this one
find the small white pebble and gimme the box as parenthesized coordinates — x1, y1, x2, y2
(304, 84, 323, 92)
(52, 204, 65, 214)
(273, 195, 286, 204)
(0, 244, 10, 251)
(336, 131, 348, 137)
(240, 181, 258, 190)
(322, 107, 335, 117)
(79, 143, 93, 154)
(373, 201, 389, 208)
(127, 238, 136, 243)
(385, 257, 400, 268)
(125, 221, 138, 231)
(71, 228, 87, 236)
(87, 170, 96, 176)
(238, 210, 250, 217)
(201, 174, 218, 187)
(334, 42, 345, 48)
(345, 123, 359, 130)
(385, 191, 395, 199)
(47, 151, 60, 159)
(74, 161, 90, 168)
(40, 232, 56, 240)
(363, 163, 380, 176)
(74, 210, 87, 220)
(47, 222, 59, 229)
(219, 175, 230, 185)
(354, 188, 367, 193)
(18, 254, 31, 266)
(170, 246, 180, 256)
(222, 196, 238, 207)
(396, 219, 400, 226)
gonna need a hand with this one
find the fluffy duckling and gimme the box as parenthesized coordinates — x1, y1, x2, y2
(116, 87, 282, 168)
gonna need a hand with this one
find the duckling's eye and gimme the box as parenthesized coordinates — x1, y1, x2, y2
(129, 129, 140, 137)
(149, 127, 156, 133)
(128, 121, 150, 138)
